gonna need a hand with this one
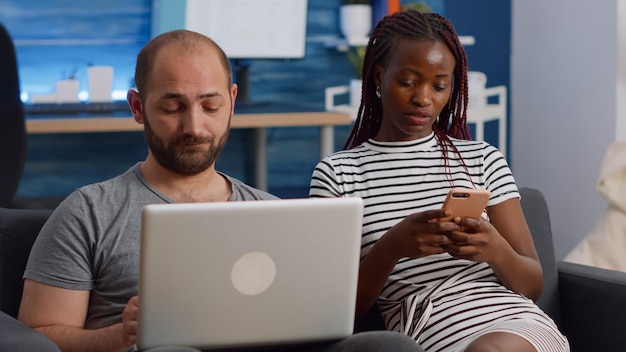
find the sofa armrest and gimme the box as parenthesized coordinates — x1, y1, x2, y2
(557, 260, 626, 351)
(0, 310, 60, 352)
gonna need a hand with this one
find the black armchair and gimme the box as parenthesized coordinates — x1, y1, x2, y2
(0, 207, 58, 351)
(521, 187, 626, 350)
(0, 23, 27, 208)
(355, 187, 626, 351)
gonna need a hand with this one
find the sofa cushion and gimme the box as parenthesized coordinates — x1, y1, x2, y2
(519, 187, 562, 327)
(0, 310, 61, 351)
(0, 208, 52, 318)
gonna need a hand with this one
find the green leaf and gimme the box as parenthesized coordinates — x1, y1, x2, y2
(346, 45, 366, 79)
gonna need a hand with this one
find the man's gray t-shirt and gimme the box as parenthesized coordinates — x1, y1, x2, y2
(23, 163, 277, 329)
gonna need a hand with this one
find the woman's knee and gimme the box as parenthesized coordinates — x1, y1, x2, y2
(464, 332, 536, 352)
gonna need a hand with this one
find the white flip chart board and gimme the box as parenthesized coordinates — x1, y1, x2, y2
(185, 0, 308, 59)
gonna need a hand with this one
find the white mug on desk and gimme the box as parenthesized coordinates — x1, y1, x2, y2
(88, 66, 114, 103)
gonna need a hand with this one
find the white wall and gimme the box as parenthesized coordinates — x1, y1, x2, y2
(511, 0, 626, 259)
(618, 1, 626, 140)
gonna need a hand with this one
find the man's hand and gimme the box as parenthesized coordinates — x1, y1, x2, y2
(122, 296, 139, 348)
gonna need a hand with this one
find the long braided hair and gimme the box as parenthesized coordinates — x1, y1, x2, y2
(344, 10, 471, 153)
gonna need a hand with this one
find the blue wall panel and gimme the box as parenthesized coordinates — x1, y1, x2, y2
(1, 0, 510, 200)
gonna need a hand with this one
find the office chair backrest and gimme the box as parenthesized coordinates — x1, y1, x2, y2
(0, 23, 27, 208)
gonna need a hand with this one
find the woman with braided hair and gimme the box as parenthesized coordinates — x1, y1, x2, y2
(310, 10, 569, 352)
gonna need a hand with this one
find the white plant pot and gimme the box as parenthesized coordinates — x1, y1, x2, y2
(340, 5, 372, 46)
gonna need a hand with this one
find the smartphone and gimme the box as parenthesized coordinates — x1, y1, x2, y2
(439, 188, 491, 221)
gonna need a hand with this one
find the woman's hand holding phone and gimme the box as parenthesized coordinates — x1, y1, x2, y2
(439, 188, 491, 222)
(437, 188, 508, 262)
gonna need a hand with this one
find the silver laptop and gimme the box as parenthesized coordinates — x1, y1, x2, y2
(137, 197, 364, 350)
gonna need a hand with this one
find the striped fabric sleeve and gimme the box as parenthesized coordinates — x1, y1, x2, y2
(309, 156, 342, 198)
(481, 142, 520, 206)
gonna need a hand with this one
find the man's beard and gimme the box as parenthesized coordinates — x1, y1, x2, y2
(143, 113, 230, 175)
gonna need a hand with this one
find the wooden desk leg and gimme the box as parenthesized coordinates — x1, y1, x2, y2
(254, 128, 268, 191)
(320, 125, 334, 159)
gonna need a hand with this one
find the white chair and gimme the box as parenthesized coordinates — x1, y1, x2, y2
(467, 71, 507, 156)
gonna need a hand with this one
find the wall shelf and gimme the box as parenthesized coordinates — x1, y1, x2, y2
(324, 35, 475, 51)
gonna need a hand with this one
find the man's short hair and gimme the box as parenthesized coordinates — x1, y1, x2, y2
(134, 29, 232, 97)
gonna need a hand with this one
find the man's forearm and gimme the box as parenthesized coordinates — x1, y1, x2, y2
(35, 322, 127, 352)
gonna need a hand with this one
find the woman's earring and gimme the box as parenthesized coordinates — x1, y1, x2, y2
(376, 86, 381, 98)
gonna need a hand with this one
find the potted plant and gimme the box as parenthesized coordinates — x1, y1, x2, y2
(340, 0, 372, 46)
(401, 1, 432, 13)
(346, 45, 366, 79)
(325, 43, 366, 121)
(345, 44, 366, 117)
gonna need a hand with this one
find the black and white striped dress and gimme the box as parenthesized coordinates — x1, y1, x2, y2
(309, 133, 569, 352)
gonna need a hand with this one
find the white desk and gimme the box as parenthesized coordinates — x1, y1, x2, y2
(26, 111, 352, 191)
